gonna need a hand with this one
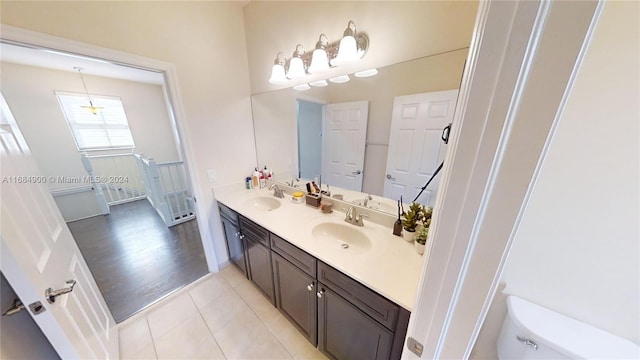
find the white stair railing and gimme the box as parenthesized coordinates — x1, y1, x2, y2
(82, 152, 146, 207)
(134, 153, 195, 227)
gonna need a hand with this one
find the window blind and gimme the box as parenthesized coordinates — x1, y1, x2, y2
(56, 92, 135, 151)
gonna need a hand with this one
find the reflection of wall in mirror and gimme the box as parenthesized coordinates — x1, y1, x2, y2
(252, 49, 467, 198)
(297, 100, 323, 180)
(251, 87, 329, 181)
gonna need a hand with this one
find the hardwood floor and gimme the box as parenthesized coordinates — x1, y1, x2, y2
(68, 199, 208, 323)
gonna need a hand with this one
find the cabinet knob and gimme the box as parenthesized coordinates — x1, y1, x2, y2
(307, 283, 314, 292)
(316, 289, 325, 298)
(239, 234, 245, 239)
(234, 232, 240, 236)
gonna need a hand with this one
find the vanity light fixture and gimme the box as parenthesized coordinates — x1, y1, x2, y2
(354, 69, 378, 78)
(268, 20, 371, 88)
(332, 21, 368, 66)
(74, 67, 103, 115)
(308, 34, 331, 74)
(268, 53, 289, 85)
(329, 75, 350, 84)
(286, 45, 307, 80)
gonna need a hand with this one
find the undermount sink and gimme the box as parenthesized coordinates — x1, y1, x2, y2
(311, 222, 372, 253)
(243, 196, 281, 211)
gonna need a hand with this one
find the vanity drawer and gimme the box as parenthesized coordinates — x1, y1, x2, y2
(271, 234, 316, 277)
(317, 261, 399, 331)
(218, 202, 238, 224)
(239, 216, 270, 248)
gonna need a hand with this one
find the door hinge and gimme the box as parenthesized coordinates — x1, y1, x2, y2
(407, 336, 424, 356)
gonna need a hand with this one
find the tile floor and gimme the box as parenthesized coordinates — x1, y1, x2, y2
(118, 265, 328, 360)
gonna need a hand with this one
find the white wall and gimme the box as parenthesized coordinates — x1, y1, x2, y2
(1, 1, 256, 266)
(243, 1, 477, 94)
(472, 2, 639, 357)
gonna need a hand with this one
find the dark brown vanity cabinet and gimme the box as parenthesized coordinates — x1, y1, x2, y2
(240, 216, 275, 304)
(219, 204, 247, 277)
(317, 286, 394, 360)
(316, 262, 410, 360)
(271, 234, 318, 345)
(218, 203, 410, 360)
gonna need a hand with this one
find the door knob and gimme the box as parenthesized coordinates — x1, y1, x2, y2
(45, 279, 76, 304)
(352, 170, 362, 175)
(2, 298, 24, 316)
(386, 174, 397, 181)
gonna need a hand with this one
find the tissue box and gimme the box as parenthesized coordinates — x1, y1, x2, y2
(305, 193, 321, 208)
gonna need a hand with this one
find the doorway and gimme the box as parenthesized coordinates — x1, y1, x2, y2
(296, 99, 323, 180)
(0, 43, 208, 322)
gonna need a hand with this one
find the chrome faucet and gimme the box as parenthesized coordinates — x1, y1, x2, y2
(285, 178, 300, 188)
(363, 194, 373, 207)
(342, 206, 368, 227)
(269, 184, 285, 198)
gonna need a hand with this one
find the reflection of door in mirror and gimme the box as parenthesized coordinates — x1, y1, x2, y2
(385, 90, 458, 207)
(297, 100, 323, 180)
(322, 101, 369, 191)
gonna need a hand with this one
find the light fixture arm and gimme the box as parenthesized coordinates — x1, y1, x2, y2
(74, 67, 94, 106)
(74, 67, 103, 115)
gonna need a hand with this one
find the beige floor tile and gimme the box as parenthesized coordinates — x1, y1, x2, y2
(200, 290, 250, 333)
(248, 293, 282, 324)
(213, 310, 276, 359)
(154, 313, 224, 359)
(189, 274, 232, 309)
(265, 313, 316, 358)
(233, 281, 281, 323)
(147, 292, 198, 340)
(229, 334, 293, 360)
(294, 346, 329, 360)
(220, 264, 247, 288)
(122, 342, 158, 360)
(118, 316, 153, 358)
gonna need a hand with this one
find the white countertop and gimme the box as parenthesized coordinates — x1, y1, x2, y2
(213, 184, 425, 311)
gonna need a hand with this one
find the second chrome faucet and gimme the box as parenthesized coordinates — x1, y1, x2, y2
(343, 206, 368, 227)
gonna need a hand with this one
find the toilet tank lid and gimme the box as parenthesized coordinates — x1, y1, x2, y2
(506, 296, 639, 359)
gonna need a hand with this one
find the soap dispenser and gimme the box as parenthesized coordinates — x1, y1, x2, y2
(251, 168, 260, 189)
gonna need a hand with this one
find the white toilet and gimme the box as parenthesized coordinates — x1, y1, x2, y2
(497, 296, 639, 359)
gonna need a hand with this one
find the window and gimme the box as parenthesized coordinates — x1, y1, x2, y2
(56, 91, 135, 151)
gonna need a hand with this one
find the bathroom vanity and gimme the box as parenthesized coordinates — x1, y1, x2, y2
(215, 184, 424, 360)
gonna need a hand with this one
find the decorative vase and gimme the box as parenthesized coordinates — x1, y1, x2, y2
(415, 242, 425, 255)
(403, 230, 415, 242)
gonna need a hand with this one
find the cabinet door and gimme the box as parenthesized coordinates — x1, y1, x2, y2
(245, 236, 275, 304)
(221, 216, 247, 277)
(272, 252, 317, 345)
(318, 285, 394, 360)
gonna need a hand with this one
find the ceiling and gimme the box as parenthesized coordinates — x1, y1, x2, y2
(0, 42, 165, 85)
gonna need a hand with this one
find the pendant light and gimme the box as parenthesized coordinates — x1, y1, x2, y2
(74, 67, 103, 115)
(286, 45, 307, 80)
(268, 53, 288, 85)
(308, 34, 330, 74)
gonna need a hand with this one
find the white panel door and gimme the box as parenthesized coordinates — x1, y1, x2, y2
(322, 101, 369, 191)
(0, 93, 118, 359)
(384, 90, 458, 206)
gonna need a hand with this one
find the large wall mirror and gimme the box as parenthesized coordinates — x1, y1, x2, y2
(251, 48, 468, 215)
